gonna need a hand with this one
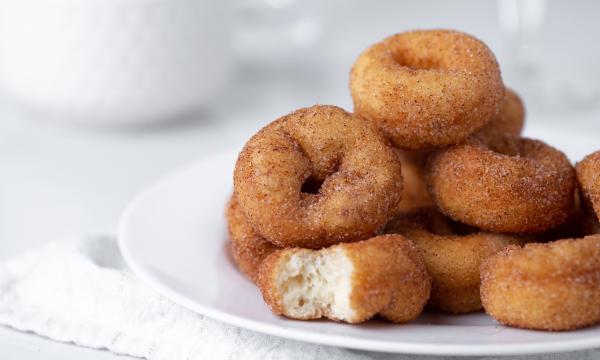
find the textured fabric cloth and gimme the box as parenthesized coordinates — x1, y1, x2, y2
(0, 235, 598, 360)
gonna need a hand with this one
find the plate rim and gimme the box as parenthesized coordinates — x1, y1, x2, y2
(117, 148, 600, 356)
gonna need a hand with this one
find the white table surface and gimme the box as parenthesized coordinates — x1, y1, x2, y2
(1, 1, 600, 358)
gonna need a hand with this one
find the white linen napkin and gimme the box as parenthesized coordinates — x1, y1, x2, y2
(0, 235, 597, 360)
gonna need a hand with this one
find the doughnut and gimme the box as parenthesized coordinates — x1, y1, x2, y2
(226, 196, 279, 283)
(350, 29, 504, 150)
(481, 235, 600, 331)
(395, 149, 434, 212)
(426, 135, 576, 233)
(576, 151, 600, 220)
(385, 207, 525, 313)
(257, 234, 431, 323)
(476, 88, 525, 143)
(234, 105, 403, 249)
(228, 197, 432, 322)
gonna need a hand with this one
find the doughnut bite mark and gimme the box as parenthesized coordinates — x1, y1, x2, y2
(426, 136, 576, 233)
(351, 29, 504, 149)
(481, 235, 600, 331)
(385, 207, 525, 313)
(234, 105, 403, 249)
(257, 235, 431, 323)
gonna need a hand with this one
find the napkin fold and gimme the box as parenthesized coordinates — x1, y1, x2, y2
(0, 235, 596, 360)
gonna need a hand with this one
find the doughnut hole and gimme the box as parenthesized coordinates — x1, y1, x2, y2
(300, 175, 325, 195)
(391, 51, 441, 70)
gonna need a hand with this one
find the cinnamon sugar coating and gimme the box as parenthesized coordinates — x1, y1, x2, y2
(234, 105, 403, 249)
(226, 196, 279, 283)
(481, 235, 600, 331)
(426, 136, 576, 233)
(350, 29, 504, 150)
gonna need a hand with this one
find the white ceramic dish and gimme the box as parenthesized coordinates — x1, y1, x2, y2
(118, 123, 600, 356)
(0, 0, 231, 125)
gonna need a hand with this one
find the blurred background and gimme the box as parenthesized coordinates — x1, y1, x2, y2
(1, 0, 599, 262)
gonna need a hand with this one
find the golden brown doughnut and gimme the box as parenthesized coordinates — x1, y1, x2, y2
(481, 235, 600, 331)
(350, 29, 504, 150)
(385, 207, 524, 313)
(426, 136, 576, 233)
(234, 105, 403, 249)
(257, 235, 431, 323)
(226, 196, 280, 283)
(576, 151, 600, 220)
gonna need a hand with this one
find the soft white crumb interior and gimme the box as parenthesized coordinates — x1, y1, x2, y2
(275, 248, 355, 320)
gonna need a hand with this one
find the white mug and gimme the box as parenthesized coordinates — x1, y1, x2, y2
(0, 0, 233, 126)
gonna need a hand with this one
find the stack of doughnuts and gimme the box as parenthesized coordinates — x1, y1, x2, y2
(227, 29, 600, 331)
(231, 105, 431, 323)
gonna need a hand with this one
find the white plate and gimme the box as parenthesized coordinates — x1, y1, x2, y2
(118, 123, 600, 356)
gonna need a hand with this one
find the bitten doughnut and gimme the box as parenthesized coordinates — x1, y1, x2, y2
(350, 29, 504, 150)
(576, 151, 600, 220)
(234, 105, 403, 249)
(227, 196, 279, 283)
(257, 235, 431, 323)
(481, 235, 600, 331)
(426, 136, 576, 233)
(477, 88, 525, 143)
(385, 207, 524, 313)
